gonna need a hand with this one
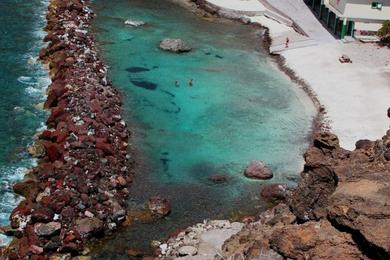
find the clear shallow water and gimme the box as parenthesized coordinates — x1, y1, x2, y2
(92, 0, 315, 257)
(0, 0, 49, 245)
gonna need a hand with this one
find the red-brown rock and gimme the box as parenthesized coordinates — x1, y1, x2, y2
(244, 160, 273, 179)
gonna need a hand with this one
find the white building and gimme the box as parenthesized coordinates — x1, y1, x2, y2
(305, 0, 390, 38)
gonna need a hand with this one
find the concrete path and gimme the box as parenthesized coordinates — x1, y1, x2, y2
(249, 16, 316, 53)
(207, 0, 266, 15)
(260, 0, 337, 43)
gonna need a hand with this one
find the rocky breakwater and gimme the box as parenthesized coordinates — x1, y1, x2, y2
(3, 0, 133, 259)
(161, 131, 390, 259)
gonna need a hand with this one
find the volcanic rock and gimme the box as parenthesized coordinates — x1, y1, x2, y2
(28, 141, 46, 158)
(244, 160, 273, 179)
(159, 38, 192, 53)
(270, 220, 366, 259)
(147, 196, 171, 217)
(260, 183, 289, 202)
(208, 175, 227, 184)
(75, 218, 103, 237)
(31, 208, 54, 223)
(34, 222, 61, 237)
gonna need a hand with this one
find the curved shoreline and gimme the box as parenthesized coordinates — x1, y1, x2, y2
(2, 0, 388, 259)
(2, 0, 134, 258)
(156, 1, 390, 260)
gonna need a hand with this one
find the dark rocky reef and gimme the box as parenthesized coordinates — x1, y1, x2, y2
(218, 131, 390, 260)
(2, 0, 133, 258)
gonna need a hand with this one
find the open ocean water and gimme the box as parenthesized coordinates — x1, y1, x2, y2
(0, 0, 50, 245)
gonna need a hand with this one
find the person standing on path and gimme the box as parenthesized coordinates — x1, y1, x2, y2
(285, 37, 290, 48)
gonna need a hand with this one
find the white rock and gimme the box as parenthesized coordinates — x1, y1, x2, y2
(160, 243, 168, 254)
(178, 245, 198, 256)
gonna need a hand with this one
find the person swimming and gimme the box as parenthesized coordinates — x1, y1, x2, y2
(175, 80, 180, 87)
(188, 79, 193, 86)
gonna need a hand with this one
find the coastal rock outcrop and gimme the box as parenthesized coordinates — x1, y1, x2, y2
(244, 160, 273, 179)
(260, 183, 289, 202)
(163, 130, 390, 260)
(159, 38, 192, 53)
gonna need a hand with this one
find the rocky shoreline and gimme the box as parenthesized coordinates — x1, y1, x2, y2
(1, 0, 134, 258)
(160, 132, 390, 259)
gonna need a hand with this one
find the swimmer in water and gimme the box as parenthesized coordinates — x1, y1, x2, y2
(188, 79, 193, 86)
(175, 80, 180, 87)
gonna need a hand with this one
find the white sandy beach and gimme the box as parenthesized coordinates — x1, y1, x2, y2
(198, 0, 390, 150)
(283, 43, 390, 150)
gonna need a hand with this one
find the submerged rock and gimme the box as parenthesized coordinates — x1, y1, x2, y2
(260, 183, 289, 202)
(244, 160, 273, 179)
(159, 38, 192, 53)
(208, 174, 227, 184)
(147, 196, 171, 217)
(124, 19, 146, 27)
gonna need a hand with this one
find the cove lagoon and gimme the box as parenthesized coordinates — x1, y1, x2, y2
(91, 0, 315, 257)
(0, 0, 49, 246)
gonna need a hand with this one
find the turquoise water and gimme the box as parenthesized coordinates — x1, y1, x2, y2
(0, 0, 49, 245)
(91, 0, 314, 257)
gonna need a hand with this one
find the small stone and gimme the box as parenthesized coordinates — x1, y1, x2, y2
(84, 211, 94, 218)
(159, 243, 168, 254)
(75, 217, 103, 237)
(117, 176, 127, 186)
(208, 175, 227, 184)
(147, 196, 171, 217)
(28, 141, 46, 158)
(150, 240, 161, 248)
(29, 245, 44, 255)
(178, 245, 197, 256)
(31, 208, 54, 223)
(34, 222, 61, 237)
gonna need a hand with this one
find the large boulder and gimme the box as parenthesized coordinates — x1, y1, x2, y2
(159, 38, 192, 53)
(244, 160, 273, 180)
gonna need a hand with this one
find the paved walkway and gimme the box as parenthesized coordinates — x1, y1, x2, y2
(203, 0, 324, 53)
(261, 0, 336, 43)
(207, 0, 266, 14)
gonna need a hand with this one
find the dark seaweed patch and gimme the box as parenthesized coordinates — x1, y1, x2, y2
(159, 89, 175, 98)
(126, 67, 150, 73)
(160, 157, 171, 172)
(130, 80, 158, 90)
